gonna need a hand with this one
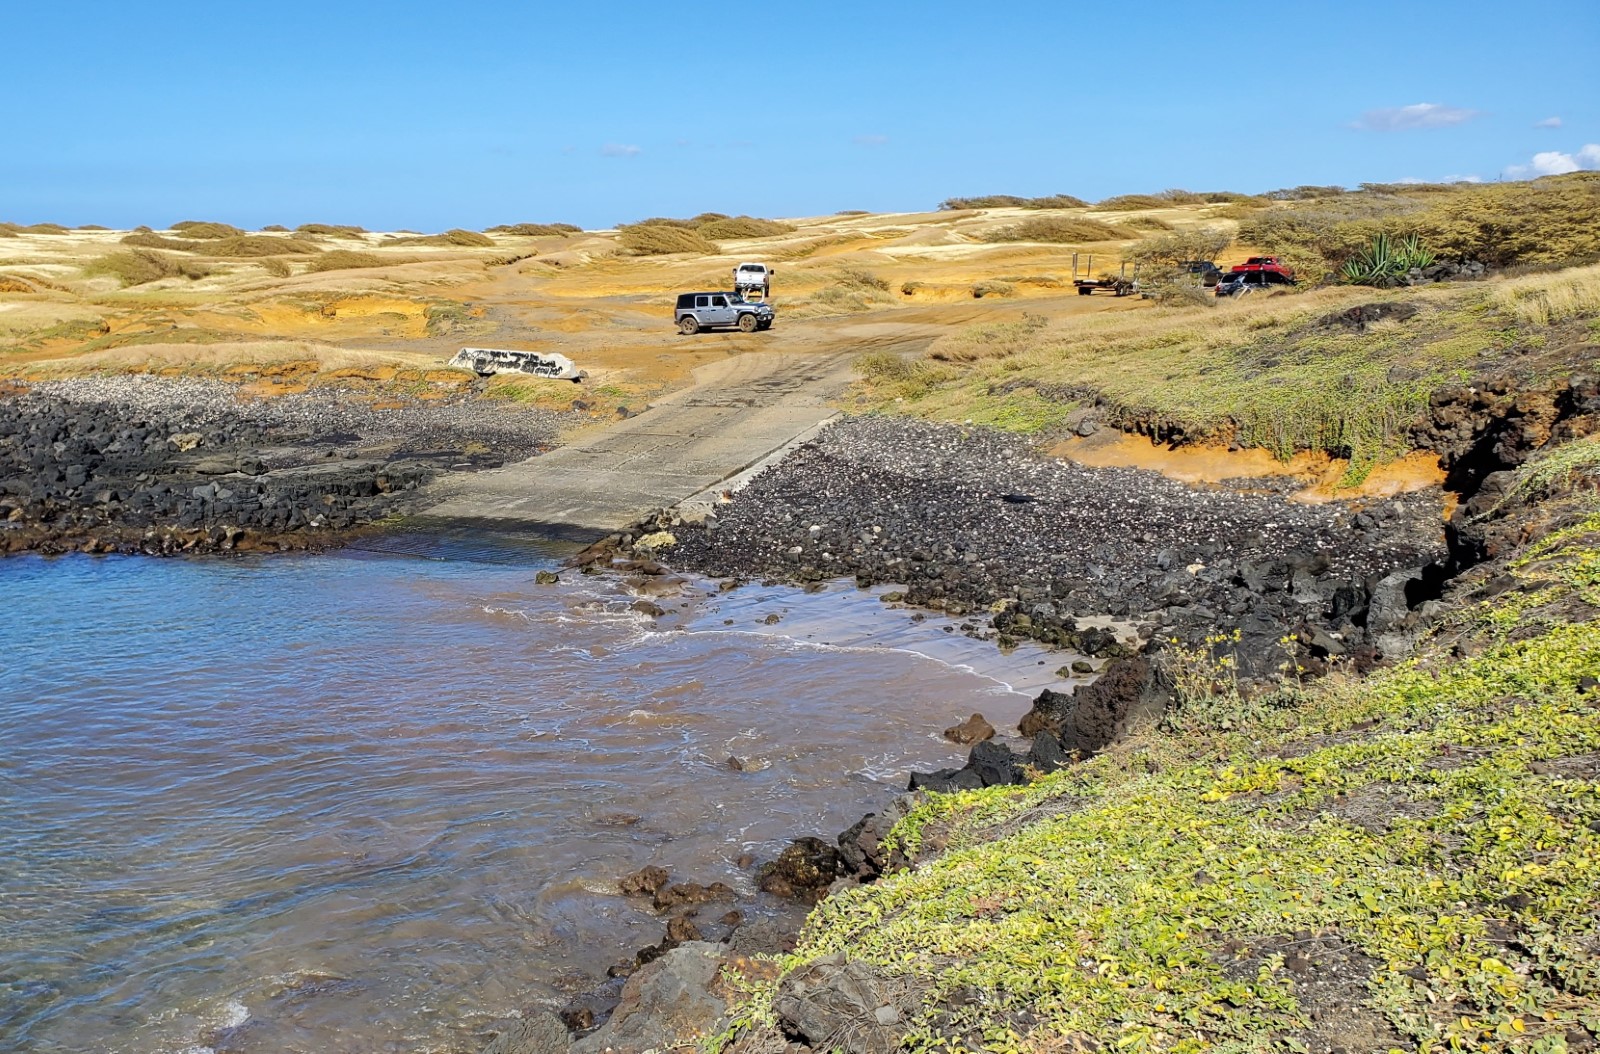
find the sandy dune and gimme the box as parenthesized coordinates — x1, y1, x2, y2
(0, 204, 1241, 419)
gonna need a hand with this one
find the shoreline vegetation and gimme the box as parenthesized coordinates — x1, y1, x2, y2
(4, 174, 1600, 1053)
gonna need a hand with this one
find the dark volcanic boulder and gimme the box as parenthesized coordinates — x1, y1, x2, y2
(479, 1011, 570, 1054)
(1018, 688, 1073, 738)
(571, 942, 729, 1054)
(758, 837, 842, 903)
(1016, 657, 1171, 762)
(1057, 655, 1169, 756)
(618, 865, 669, 897)
(836, 796, 913, 880)
(967, 740, 1025, 787)
(773, 953, 904, 1054)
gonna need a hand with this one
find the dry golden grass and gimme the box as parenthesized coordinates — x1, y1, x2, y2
(304, 250, 388, 272)
(392, 229, 495, 247)
(16, 338, 442, 379)
(1493, 262, 1600, 325)
(84, 250, 180, 286)
(981, 216, 1133, 244)
(487, 223, 582, 236)
(697, 216, 796, 239)
(618, 224, 715, 256)
(296, 223, 368, 237)
(853, 281, 1555, 479)
(170, 221, 244, 239)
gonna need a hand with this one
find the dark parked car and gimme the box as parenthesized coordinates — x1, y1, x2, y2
(1180, 260, 1223, 287)
(1215, 270, 1295, 297)
(673, 291, 774, 334)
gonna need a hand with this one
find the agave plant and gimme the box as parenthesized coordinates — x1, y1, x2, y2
(1341, 232, 1437, 286)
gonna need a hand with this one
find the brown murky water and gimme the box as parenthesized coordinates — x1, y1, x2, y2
(0, 534, 1071, 1053)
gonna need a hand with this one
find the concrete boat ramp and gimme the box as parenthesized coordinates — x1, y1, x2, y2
(416, 349, 859, 540)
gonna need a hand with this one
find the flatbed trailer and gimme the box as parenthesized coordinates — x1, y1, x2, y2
(1071, 253, 1139, 296)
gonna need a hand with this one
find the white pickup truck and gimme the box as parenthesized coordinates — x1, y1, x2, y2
(732, 262, 773, 298)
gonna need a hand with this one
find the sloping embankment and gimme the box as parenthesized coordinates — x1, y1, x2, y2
(713, 441, 1600, 1053)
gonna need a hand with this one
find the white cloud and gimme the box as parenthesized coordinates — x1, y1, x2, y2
(852, 134, 890, 147)
(1505, 143, 1600, 178)
(1354, 102, 1481, 131)
(1535, 116, 1563, 129)
(599, 143, 641, 158)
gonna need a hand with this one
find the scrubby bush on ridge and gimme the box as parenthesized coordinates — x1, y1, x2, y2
(981, 216, 1132, 244)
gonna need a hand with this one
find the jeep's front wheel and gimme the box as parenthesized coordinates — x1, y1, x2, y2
(679, 316, 700, 335)
(737, 313, 759, 333)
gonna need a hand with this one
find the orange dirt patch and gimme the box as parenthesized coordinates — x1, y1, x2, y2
(1052, 431, 1446, 503)
(325, 364, 401, 383)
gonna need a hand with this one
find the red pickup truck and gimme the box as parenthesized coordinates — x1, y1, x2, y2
(1229, 256, 1297, 281)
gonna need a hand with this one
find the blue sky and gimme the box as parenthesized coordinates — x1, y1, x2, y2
(3, 2, 1596, 230)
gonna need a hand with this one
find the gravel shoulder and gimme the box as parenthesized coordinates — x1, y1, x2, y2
(657, 415, 1449, 672)
(0, 376, 579, 555)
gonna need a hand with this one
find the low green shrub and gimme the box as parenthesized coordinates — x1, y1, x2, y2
(259, 258, 293, 278)
(1340, 232, 1437, 286)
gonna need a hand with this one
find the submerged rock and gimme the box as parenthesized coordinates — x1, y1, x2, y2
(479, 1011, 570, 1054)
(942, 712, 995, 744)
(758, 837, 842, 902)
(571, 942, 729, 1054)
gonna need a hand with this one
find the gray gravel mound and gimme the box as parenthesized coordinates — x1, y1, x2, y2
(663, 417, 1448, 669)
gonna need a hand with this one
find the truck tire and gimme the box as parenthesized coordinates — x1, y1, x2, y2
(679, 316, 700, 335)
(737, 313, 759, 332)
(757, 319, 772, 331)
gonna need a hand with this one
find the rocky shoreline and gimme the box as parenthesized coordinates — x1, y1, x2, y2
(0, 376, 577, 556)
(9, 369, 1598, 1053)
(513, 374, 1600, 1053)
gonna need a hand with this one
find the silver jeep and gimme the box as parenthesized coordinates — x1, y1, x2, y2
(673, 291, 774, 334)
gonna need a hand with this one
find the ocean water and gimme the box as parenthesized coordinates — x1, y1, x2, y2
(0, 536, 1062, 1053)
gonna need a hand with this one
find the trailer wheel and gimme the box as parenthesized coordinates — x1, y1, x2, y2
(679, 316, 700, 335)
(1077, 286, 1092, 296)
(738, 313, 759, 332)
(757, 319, 773, 331)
